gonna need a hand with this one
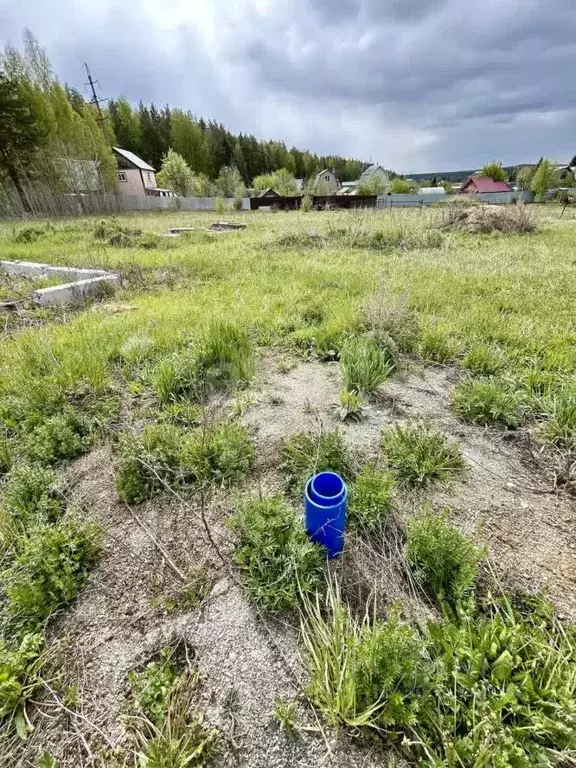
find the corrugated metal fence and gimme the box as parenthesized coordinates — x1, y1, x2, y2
(377, 191, 536, 208)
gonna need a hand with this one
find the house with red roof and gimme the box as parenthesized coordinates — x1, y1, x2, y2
(460, 175, 511, 194)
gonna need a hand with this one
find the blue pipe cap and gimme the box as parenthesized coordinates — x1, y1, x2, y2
(305, 471, 347, 558)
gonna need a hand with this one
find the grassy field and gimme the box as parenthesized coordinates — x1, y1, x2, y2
(0, 206, 575, 766)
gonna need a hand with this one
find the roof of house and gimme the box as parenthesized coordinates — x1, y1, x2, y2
(360, 164, 389, 178)
(113, 147, 155, 172)
(257, 188, 280, 197)
(462, 175, 511, 193)
(315, 169, 336, 179)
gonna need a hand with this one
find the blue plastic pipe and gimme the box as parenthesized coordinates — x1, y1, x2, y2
(305, 471, 347, 558)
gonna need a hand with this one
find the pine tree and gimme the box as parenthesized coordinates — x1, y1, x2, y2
(109, 97, 140, 154)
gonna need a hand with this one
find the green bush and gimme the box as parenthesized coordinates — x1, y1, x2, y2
(22, 407, 93, 465)
(1, 464, 63, 525)
(452, 378, 522, 427)
(301, 580, 430, 729)
(381, 423, 464, 486)
(93, 218, 162, 249)
(406, 510, 483, 607)
(0, 632, 44, 737)
(348, 466, 395, 529)
(2, 519, 99, 634)
(179, 421, 254, 487)
(300, 195, 313, 212)
(340, 336, 394, 394)
(230, 495, 325, 612)
(462, 344, 503, 376)
(280, 430, 354, 491)
(12, 226, 45, 244)
(115, 424, 183, 503)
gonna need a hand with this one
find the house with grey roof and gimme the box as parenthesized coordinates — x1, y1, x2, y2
(358, 164, 390, 191)
(112, 147, 172, 197)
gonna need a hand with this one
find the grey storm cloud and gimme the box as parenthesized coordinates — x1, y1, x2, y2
(1, 0, 575, 171)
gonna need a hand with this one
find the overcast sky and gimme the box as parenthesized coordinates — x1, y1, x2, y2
(1, 0, 575, 172)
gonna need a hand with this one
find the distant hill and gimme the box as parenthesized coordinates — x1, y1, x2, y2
(407, 165, 537, 183)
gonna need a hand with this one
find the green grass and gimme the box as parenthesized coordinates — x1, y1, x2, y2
(381, 422, 465, 486)
(452, 378, 523, 427)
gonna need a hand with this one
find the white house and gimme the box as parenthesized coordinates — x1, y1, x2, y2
(358, 164, 390, 190)
(314, 169, 340, 194)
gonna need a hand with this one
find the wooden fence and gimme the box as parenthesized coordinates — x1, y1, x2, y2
(249, 195, 377, 211)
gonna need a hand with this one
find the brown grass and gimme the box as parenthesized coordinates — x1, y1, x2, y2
(443, 203, 538, 234)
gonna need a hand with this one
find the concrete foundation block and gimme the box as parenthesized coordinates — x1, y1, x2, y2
(1, 260, 107, 280)
(33, 275, 120, 307)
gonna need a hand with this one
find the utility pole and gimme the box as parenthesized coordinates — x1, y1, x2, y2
(84, 63, 109, 138)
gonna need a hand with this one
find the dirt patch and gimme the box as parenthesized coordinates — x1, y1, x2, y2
(243, 355, 576, 618)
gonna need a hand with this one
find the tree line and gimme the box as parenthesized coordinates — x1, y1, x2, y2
(0, 30, 369, 209)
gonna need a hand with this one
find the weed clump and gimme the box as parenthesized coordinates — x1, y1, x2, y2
(540, 387, 576, 448)
(334, 390, 364, 422)
(419, 326, 460, 363)
(1, 464, 63, 526)
(381, 423, 464, 486)
(452, 378, 522, 427)
(196, 321, 254, 388)
(22, 407, 93, 465)
(12, 226, 45, 244)
(280, 430, 354, 491)
(462, 343, 503, 375)
(406, 509, 483, 607)
(126, 647, 219, 766)
(0, 632, 44, 737)
(340, 336, 394, 394)
(2, 519, 99, 634)
(290, 325, 345, 361)
(230, 495, 325, 612)
(149, 349, 200, 404)
(93, 218, 162, 249)
(348, 466, 395, 529)
(302, 581, 430, 729)
(115, 421, 253, 502)
(359, 283, 420, 354)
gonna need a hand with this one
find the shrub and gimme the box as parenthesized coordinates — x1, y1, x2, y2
(452, 378, 522, 427)
(359, 283, 420, 354)
(1, 464, 63, 525)
(115, 424, 183, 503)
(280, 430, 354, 491)
(381, 423, 464, 486)
(93, 218, 162, 249)
(301, 579, 430, 729)
(406, 510, 483, 607)
(149, 349, 200, 404)
(334, 390, 364, 422)
(462, 344, 503, 376)
(179, 421, 254, 487)
(419, 327, 460, 363)
(196, 322, 254, 389)
(2, 519, 99, 634)
(348, 466, 395, 529)
(214, 196, 225, 216)
(230, 495, 325, 612)
(0, 632, 45, 737)
(300, 195, 313, 212)
(340, 336, 394, 394)
(22, 407, 93, 466)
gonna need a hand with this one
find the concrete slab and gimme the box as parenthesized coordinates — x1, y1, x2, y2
(1, 260, 107, 280)
(33, 275, 120, 307)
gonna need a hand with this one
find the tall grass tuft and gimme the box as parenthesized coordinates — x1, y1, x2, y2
(340, 336, 394, 394)
(452, 378, 523, 427)
(381, 422, 464, 486)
